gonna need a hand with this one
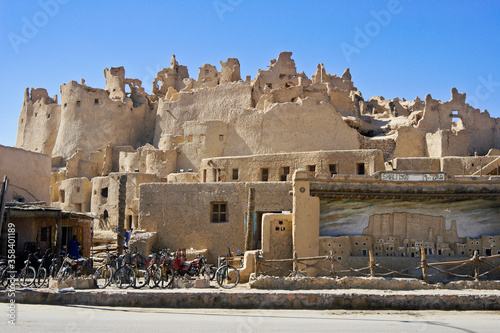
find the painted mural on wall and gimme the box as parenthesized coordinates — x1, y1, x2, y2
(320, 199, 500, 238)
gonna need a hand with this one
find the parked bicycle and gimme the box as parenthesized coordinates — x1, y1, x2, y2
(151, 250, 175, 288)
(215, 247, 240, 289)
(33, 249, 52, 288)
(113, 252, 136, 289)
(48, 252, 63, 280)
(0, 256, 8, 288)
(94, 247, 119, 289)
(18, 252, 37, 287)
(131, 250, 149, 289)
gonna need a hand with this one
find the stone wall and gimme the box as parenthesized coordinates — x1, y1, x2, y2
(0, 145, 50, 203)
(199, 149, 385, 182)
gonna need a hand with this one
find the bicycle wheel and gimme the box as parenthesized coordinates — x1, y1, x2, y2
(216, 265, 240, 289)
(34, 267, 47, 288)
(133, 266, 148, 289)
(202, 264, 217, 281)
(18, 266, 36, 287)
(146, 266, 158, 288)
(94, 265, 112, 289)
(157, 266, 174, 289)
(0, 267, 9, 288)
(115, 266, 135, 289)
(48, 264, 58, 278)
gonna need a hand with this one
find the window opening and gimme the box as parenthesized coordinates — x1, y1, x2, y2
(329, 164, 337, 175)
(40, 227, 50, 242)
(211, 202, 227, 223)
(261, 168, 269, 181)
(280, 166, 290, 181)
(357, 163, 365, 175)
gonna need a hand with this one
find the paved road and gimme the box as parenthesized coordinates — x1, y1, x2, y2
(2, 304, 500, 332)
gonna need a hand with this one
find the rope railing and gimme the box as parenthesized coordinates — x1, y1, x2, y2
(424, 250, 500, 282)
(255, 249, 500, 282)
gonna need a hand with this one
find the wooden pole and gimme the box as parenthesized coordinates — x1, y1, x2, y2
(117, 174, 127, 255)
(330, 250, 335, 278)
(0, 176, 9, 239)
(369, 250, 376, 277)
(293, 251, 298, 276)
(421, 248, 429, 283)
(473, 250, 480, 281)
(1, 210, 10, 257)
(255, 252, 260, 277)
(244, 187, 255, 251)
(54, 212, 62, 255)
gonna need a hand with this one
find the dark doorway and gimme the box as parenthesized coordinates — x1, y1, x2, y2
(127, 215, 133, 230)
(252, 210, 282, 249)
(357, 163, 365, 175)
(61, 226, 73, 254)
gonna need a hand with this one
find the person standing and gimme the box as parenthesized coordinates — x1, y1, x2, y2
(123, 228, 133, 250)
(68, 235, 80, 259)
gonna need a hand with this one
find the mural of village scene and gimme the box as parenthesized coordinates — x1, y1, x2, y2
(319, 199, 500, 260)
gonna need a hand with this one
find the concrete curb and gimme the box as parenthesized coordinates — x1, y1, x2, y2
(2, 289, 500, 310)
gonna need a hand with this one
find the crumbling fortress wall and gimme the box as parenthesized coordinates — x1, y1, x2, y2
(16, 88, 60, 156)
(16, 51, 500, 170)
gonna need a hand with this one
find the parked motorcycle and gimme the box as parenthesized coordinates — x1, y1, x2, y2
(57, 256, 91, 278)
(169, 249, 216, 280)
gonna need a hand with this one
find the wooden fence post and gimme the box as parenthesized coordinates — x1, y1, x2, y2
(473, 250, 480, 281)
(255, 252, 260, 277)
(330, 251, 335, 278)
(369, 250, 376, 277)
(421, 248, 429, 283)
(293, 251, 298, 276)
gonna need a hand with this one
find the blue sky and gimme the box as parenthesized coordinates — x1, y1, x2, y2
(1, 0, 499, 147)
